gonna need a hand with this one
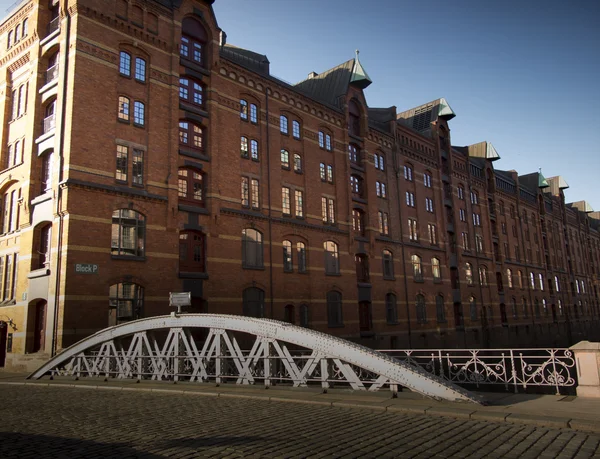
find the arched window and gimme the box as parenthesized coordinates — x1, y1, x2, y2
(499, 200, 505, 215)
(411, 255, 422, 281)
(181, 17, 208, 66)
(479, 266, 488, 286)
(14, 24, 20, 42)
(542, 298, 548, 316)
(469, 296, 478, 321)
(242, 228, 263, 268)
(111, 209, 145, 257)
(350, 174, 363, 197)
(280, 149, 289, 169)
(292, 120, 301, 139)
(465, 263, 473, 285)
(7, 31, 12, 49)
(133, 101, 145, 126)
(147, 13, 158, 32)
(131, 5, 143, 26)
(179, 121, 204, 150)
(284, 304, 295, 324)
(530, 272, 536, 289)
(518, 270, 523, 288)
(47, 51, 59, 83)
(279, 115, 288, 134)
(296, 242, 306, 273)
(44, 98, 57, 133)
(243, 287, 264, 318)
(457, 185, 464, 200)
(179, 78, 203, 106)
(116, 0, 128, 18)
(119, 51, 131, 76)
(558, 300, 563, 317)
(179, 230, 205, 272)
(512, 297, 518, 319)
(324, 241, 339, 275)
(374, 152, 385, 171)
(299, 304, 309, 327)
(539, 273, 544, 291)
(507, 269, 513, 288)
(534, 298, 541, 318)
(500, 304, 508, 325)
(348, 99, 361, 136)
(283, 240, 293, 272)
(416, 294, 426, 323)
(382, 250, 394, 279)
(352, 209, 365, 235)
(348, 143, 361, 164)
(40, 150, 53, 194)
(250, 140, 258, 161)
(431, 258, 441, 280)
(436, 295, 446, 323)
(404, 164, 413, 181)
(293, 154, 302, 173)
(327, 291, 343, 327)
(385, 293, 397, 324)
(355, 254, 369, 283)
(178, 168, 204, 206)
(240, 99, 248, 120)
(109, 283, 144, 326)
(118, 96, 130, 122)
(22, 19, 28, 38)
(240, 136, 248, 158)
(134, 57, 146, 82)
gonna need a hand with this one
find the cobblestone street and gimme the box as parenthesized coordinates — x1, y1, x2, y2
(1, 385, 600, 458)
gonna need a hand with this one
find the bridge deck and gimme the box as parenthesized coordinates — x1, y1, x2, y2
(2, 371, 599, 433)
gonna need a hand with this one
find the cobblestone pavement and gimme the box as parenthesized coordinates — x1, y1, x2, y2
(1, 386, 600, 458)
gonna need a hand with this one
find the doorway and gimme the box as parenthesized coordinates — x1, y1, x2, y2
(32, 300, 47, 353)
(0, 322, 7, 367)
(359, 301, 372, 333)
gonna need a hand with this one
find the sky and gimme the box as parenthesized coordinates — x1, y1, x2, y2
(2, 0, 599, 208)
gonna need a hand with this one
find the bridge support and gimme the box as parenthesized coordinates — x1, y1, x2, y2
(570, 341, 600, 398)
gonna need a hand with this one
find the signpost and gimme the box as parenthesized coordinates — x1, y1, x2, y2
(169, 292, 191, 314)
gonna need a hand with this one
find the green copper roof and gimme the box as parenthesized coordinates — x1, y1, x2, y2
(349, 50, 372, 89)
(486, 142, 500, 161)
(538, 170, 550, 188)
(437, 97, 456, 120)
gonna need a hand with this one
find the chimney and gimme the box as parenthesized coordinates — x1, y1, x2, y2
(220, 30, 227, 47)
(308, 71, 318, 79)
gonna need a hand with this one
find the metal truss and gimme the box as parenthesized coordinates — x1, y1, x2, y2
(28, 314, 481, 403)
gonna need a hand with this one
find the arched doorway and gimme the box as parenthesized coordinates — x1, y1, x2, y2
(0, 321, 8, 367)
(31, 300, 47, 353)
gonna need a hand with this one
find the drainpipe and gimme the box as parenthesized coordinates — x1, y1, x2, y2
(51, 8, 71, 357)
(392, 126, 412, 348)
(265, 88, 274, 319)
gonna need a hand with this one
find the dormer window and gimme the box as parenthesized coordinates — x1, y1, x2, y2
(348, 99, 361, 136)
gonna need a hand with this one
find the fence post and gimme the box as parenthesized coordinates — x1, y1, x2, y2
(570, 341, 600, 398)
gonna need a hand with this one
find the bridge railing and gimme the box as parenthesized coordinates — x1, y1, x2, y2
(61, 347, 577, 395)
(380, 348, 577, 394)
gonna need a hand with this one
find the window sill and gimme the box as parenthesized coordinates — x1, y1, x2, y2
(414, 278, 424, 283)
(433, 279, 443, 284)
(383, 276, 395, 281)
(352, 197, 367, 204)
(40, 28, 60, 47)
(179, 148, 210, 162)
(179, 272, 208, 279)
(242, 265, 265, 271)
(39, 79, 58, 95)
(111, 255, 146, 261)
(179, 102, 209, 119)
(180, 58, 210, 76)
(325, 272, 341, 277)
(327, 324, 345, 329)
(348, 133, 363, 142)
(133, 123, 146, 129)
(178, 204, 209, 215)
(35, 130, 55, 145)
(28, 268, 50, 279)
(350, 163, 365, 172)
(0, 299, 16, 306)
(31, 193, 52, 206)
(117, 118, 130, 125)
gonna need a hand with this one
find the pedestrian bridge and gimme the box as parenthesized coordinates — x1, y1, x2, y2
(29, 314, 481, 403)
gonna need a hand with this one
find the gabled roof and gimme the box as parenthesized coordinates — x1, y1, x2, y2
(463, 141, 500, 161)
(396, 98, 456, 137)
(220, 44, 270, 76)
(294, 58, 357, 109)
(568, 201, 594, 213)
(518, 172, 541, 195)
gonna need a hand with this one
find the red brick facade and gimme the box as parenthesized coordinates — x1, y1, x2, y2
(1, 0, 599, 368)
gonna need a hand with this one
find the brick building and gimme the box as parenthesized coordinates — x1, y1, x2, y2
(1, 0, 599, 370)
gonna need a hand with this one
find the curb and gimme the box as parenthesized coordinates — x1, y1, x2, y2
(2, 381, 598, 434)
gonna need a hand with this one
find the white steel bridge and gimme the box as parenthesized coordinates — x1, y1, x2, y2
(29, 314, 482, 403)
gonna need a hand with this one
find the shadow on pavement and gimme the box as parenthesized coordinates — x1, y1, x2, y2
(0, 432, 263, 457)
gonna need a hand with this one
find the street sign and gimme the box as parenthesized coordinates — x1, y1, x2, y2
(170, 292, 191, 314)
(75, 263, 99, 274)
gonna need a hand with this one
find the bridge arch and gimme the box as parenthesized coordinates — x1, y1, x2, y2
(29, 314, 481, 403)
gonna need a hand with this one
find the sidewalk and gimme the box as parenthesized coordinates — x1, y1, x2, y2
(2, 371, 599, 434)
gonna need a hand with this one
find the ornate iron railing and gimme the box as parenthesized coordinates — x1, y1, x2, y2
(380, 349, 577, 394)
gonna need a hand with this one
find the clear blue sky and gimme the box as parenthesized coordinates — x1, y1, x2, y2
(3, 0, 599, 208)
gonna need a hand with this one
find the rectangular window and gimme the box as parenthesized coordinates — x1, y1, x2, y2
(459, 208, 466, 221)
(294, 190, 303, 218)
(251, 179, 260, 209)
(378, 211, 389, 235)
(4, 254, 12, 300)
(426, 197, 434, 213)
(132, 149, 143, 185)
(318, 131, 324, 148)
(0, 258, 3, 300)
(462, 232, 470, 251)
(250, 140, 258, 161)
(408, 218, 418, 241)
(328, 198, 335, 224)
(250, 104, 258, 123)
(404, 165, 413, 181)
(11, 89, 18, 120)
(406, 191, 415, 207)
(327, 165, 333, 183)
(282, 187, 291, 215)
(116, 145, 128, 182)
(476, 235, 483, 253)
(119, 51, 131, 76)
(9, 191, 17, 232)
(118, 96, 130, 121)
(322, 197, 335, 224)
(320, 163, 326, 181)
(325, 134, 332, 151)
(241, 177, 249, 207)
(321, 197, 327, 223)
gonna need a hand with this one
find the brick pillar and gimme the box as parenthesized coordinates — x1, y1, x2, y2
(570, 341, 600, 397)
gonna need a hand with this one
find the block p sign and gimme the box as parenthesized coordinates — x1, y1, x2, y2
(75, 263, 99, 274)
